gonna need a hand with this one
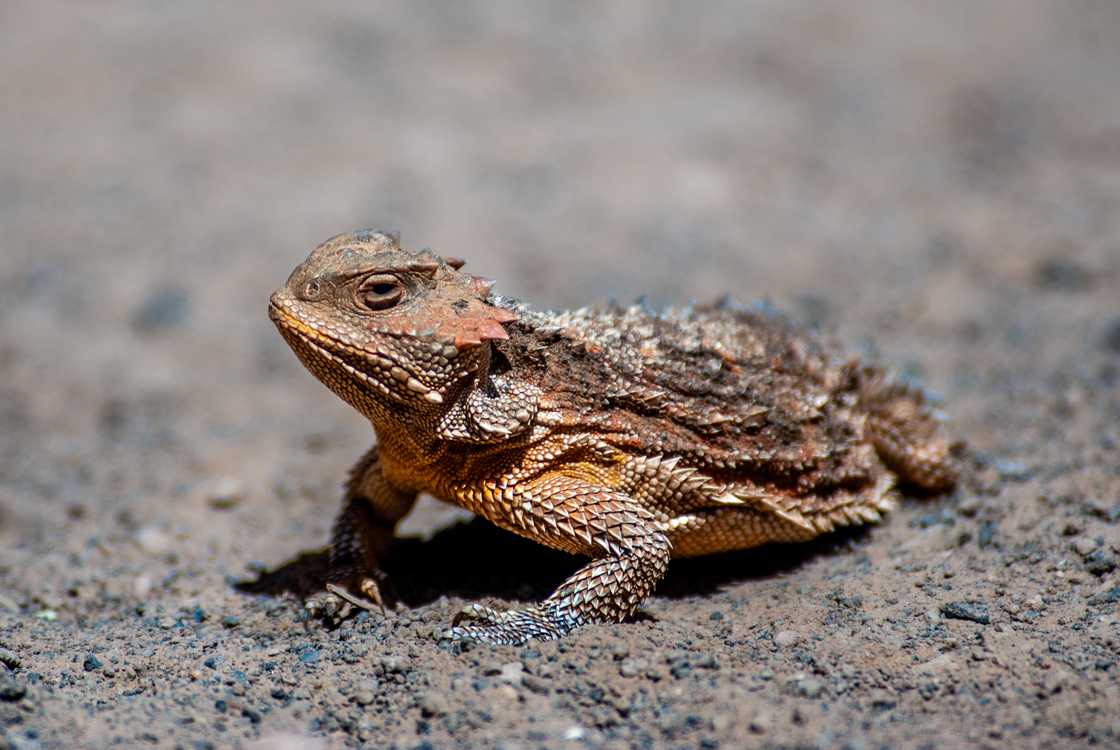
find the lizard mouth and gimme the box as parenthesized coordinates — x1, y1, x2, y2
(269, 302, 401, 401)
(268, 301, 445, 405)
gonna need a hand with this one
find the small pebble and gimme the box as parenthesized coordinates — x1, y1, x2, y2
(133, 575, 153, 598)
(956, 497, 981, 517)
(83, 655, 103, 672)
(353, 690, 374, 706)
(619, 658, 643, 678)
(749, 709, 772, 734)
(1088, 586, 1120, 606)
(419, 692, 449, 717)
(207, 478, 244, 510)
(0, 676, 26, 702)
(774, 630, 801, 648)
(796, 677, 824, 699)
(978, 521, 996, 549)
(871, 692, 898, 711)
(135, 527, 172, 556)
(1071, 536, 1098, 557)
(1084, 549, 1116, 576)
(522, 676, 550, 695)
(563, 726, 585, 741)
(498, 662, 524, 684)
(940, 601, 991, 625)
(993, 459, 1033, 483)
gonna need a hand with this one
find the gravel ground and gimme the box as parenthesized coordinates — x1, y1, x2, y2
(2, 2, 1119, 748)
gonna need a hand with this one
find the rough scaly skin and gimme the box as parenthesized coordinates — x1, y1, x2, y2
(269, 230, 959, 645)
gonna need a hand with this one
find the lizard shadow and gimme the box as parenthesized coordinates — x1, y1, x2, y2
(234, 516, 875, 608)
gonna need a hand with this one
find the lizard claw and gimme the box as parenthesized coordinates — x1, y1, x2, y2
(305, 574, 398, 624)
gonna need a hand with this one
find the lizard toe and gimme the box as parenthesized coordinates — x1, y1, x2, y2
(305, 578, 390, 624)
(451, 603, 503, 627)
(305, 590, 351, 623)
(445, 603, 571, 645)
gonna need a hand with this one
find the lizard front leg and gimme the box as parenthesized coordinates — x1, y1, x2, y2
(307, 444, 416, 622)
(444, 473, 671, 645)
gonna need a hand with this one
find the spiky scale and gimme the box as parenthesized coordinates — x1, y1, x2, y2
(271, 229, 961, 645)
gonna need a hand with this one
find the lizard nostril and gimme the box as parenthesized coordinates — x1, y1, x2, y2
(300, 279, 323, 301)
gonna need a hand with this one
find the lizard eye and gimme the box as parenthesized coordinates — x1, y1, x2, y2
(357, 275, 404, 311)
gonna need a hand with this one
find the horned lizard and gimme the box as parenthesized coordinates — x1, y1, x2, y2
(269, 230, 958, 644)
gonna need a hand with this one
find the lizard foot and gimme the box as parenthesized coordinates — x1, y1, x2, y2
(305, 572, 398, 624)
(442, 602, 575, 645)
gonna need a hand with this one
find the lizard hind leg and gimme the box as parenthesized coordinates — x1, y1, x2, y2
(443, 481, 671, 645)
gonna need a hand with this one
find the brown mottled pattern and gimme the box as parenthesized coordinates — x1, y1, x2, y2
(270, 230, 959, 644)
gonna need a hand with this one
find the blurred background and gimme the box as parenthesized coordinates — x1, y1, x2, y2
(1, 2, 1119, 746)
(3, 0, 1119, 626)
(4, 0, 1120, 626)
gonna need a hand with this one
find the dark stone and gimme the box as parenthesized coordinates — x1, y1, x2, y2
(940, 601, 991, 625)
(523, 676, 550, 695)
(1084, 549, 1116, 576)
(796, 678, 824, 699)
(82, 655, 103, 672)
(978, 520, 996, 548)
(1089, 587, 1120, 606)
(0, 677, 26, 702)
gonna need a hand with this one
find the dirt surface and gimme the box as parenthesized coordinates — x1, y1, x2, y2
(2, 2, 1120, 748)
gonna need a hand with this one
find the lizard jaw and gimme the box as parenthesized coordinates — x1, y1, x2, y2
(269, 301, 448, 408)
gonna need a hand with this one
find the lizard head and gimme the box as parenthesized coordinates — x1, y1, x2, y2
(269, 229, 517, 423)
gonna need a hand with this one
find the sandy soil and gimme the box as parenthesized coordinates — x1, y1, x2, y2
(2, 2, 1119, 748)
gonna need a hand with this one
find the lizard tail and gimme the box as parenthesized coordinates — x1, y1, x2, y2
(857, 368, 959, 492)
